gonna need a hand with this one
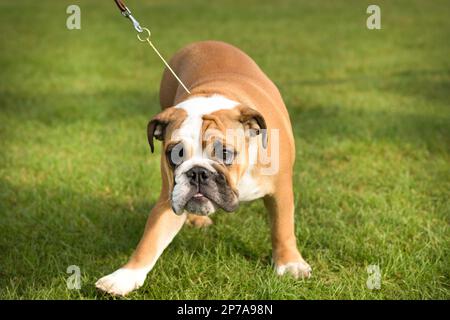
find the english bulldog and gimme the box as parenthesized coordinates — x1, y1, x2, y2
(96, 41, 311, 296)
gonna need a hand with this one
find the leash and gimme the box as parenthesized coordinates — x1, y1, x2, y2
(113, 0, 191, 94)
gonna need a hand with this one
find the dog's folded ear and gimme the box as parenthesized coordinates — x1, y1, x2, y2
(147, 107, 184, 153)
(237, 105, 268, 148)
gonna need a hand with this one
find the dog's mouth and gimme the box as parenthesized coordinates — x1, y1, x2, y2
(189, 192, 214, 207)
(183, 190, 217, 216)
(172, 187, 239, 216)
(171, 168, 240, 216)
(192, 192, 206, 200)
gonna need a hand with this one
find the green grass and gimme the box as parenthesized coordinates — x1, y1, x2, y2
(0, 0, 449, 299)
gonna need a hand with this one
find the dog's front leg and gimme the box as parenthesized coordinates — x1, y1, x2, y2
(95, 198, 186, 296)
(264, 175, 312, 279)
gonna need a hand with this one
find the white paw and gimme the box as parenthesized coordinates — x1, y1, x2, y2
(276, 261, 312, 279)
(95, 268, 148, 296)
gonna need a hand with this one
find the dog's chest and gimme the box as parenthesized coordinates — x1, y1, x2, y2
(237, 172, 266, 202)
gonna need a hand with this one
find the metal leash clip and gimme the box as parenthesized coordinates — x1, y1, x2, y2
(112, 0, 191, 94)
(114, 0, 143, 33)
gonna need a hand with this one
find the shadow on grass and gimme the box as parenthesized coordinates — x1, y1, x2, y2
(281, 69, 449, 155)
(0, 89, 161, 126)
(278, 68, 450, 106)
(293, 104, 449, 155)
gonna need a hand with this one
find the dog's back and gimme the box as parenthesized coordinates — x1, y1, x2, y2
(160, 41, 281, 108)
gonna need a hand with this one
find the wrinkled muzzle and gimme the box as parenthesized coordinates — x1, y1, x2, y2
(171, 165, 239, 216)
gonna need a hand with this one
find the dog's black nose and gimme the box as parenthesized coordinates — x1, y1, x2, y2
(186, 166, 211, 185)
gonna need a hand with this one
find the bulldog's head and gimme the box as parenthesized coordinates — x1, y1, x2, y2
(147, 96, 267, 216)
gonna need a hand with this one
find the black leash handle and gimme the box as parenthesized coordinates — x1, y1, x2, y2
(114, 0, 128, 12)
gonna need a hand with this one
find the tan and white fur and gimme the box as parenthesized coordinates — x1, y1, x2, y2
(96, 41, 311, 296)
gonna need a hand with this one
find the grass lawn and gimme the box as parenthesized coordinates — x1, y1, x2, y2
(0, 0, 449, 299)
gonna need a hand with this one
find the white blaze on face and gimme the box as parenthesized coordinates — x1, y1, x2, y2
(173, 95, 239, 169)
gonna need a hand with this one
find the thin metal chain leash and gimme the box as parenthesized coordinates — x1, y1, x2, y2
(113, 0, 191, 94)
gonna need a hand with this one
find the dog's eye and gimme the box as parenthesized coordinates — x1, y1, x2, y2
(222, 148, 234, 165)
(214, 147, 234, 166)
(167, 143, 184, 167)
(212, 141, 235, 166)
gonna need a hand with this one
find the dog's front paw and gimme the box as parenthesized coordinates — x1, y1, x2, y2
(95, 268, 147, 296)
(275, 260, 312, 279)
